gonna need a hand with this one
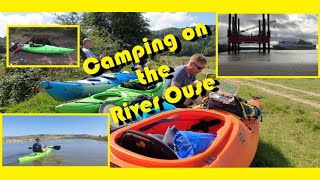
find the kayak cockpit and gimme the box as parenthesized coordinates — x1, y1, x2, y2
(110, 109, 234, 167)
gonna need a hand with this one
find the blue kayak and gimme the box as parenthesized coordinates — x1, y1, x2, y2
(41, 72, 137, 102)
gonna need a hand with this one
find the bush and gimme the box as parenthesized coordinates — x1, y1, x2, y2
(0, 67, 86, 109)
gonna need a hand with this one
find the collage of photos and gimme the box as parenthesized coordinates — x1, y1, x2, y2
(0, 12, 319, 168)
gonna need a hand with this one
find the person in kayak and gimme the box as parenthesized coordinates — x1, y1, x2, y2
(32, 138, 48, 153)
(162, 53, 207, 108)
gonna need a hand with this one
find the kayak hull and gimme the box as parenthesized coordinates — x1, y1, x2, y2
(20, 44, 75, 54)
(18, 147, 53, 163)
(55, 80, 164, 113)
(110, 99, 260, 168)
(41, 72, 137, 102)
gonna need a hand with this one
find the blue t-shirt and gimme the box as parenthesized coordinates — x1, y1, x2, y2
(163, 65, 196, 98)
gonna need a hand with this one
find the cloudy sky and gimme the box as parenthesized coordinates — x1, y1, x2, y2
(218, 14, 318, 45)
(0, 12, 215, 37)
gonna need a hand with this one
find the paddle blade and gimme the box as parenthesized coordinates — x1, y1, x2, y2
(52, 146, 61, 150)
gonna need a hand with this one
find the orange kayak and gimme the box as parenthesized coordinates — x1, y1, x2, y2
(110, 99, 260, 168)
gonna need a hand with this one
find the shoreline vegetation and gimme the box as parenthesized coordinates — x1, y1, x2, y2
(3, 134, 108, 143)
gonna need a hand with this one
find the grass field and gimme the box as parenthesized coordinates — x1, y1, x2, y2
(238, 84, 319, 167)
(3, 55, 320, 167)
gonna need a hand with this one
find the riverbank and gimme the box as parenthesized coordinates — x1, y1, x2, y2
(3, 134, 107, 143)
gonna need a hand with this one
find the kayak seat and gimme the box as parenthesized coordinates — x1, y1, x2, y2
(148, 134, 164, 141)
(128, 94, 152, 105)
(120, 82, 156, 90)
(119, 130, 178, 160)
(87, 78, 102, 81)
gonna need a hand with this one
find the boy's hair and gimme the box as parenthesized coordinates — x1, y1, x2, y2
(190, 54, 207, 64)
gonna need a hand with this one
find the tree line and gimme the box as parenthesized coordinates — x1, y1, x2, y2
(53, 13, 215, 57)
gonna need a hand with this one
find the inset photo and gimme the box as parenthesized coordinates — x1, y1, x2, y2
(2, 115, 108, 166)
(218, 14, 318, 77)
(7, 25, 79, 67)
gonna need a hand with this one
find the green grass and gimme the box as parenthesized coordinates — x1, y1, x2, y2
(240, 79, 320, 103)
(238, 85, 320, 167)
(260, 78, 320, 94)
(5, 92, 60, 113)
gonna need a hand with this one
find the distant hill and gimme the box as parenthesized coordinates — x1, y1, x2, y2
(0, 37, 5, 54)
(3, 134, 107, 143)
(150, 25, 215, 56)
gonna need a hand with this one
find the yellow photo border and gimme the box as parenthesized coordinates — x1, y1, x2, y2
(215, 13, 320, 79)
(1, 113, 110, 167)
(6, 24, 81, 68)
(0, 6, 319, 180)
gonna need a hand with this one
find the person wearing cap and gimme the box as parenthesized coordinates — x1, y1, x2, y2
(162, 53, 207, 108)
(32, 138, 48, 153)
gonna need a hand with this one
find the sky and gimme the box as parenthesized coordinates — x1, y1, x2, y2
(2, 116, 108, 137)
(0, 12, 215, 38)
(218, 14, 318, 46)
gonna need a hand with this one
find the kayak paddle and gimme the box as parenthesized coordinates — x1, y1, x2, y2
(28, 145, 61, 150)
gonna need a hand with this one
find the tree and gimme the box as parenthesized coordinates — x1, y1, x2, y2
(52, 13, 87, 43)
(82, 13, 150, 47)
(52, 12, 82, 25)
(0, 37, 5, 54)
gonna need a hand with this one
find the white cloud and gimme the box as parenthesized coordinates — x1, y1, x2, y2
(143, 12, 195, 30)
(190, 23, 198, 27)
(0, 13, 64, 37)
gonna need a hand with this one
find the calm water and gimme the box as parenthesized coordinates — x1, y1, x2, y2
(218, 50, 318, 76)
(3, 139, 107, 166)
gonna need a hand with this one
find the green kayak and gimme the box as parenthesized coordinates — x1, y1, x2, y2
(18, 147, 53, 163)
(20, 44, 75, 54)
(55, 80, 165, 113)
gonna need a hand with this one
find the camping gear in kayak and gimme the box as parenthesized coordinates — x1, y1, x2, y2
(10, 35, 76, 54)
(204, 92, 262, 120)
(110, 97, 261, 167)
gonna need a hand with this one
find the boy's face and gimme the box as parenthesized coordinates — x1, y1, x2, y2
(191, 61, 206, 75)
(85, 41, 93, 49)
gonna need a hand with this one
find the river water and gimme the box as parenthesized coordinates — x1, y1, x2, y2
(218, 50, 318, 76)
(3, 139, 107, 166)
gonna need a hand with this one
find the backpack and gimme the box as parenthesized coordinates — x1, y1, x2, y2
(206, 93, 261, 120)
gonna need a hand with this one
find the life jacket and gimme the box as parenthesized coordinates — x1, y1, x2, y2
(32, 143, 42, 152)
